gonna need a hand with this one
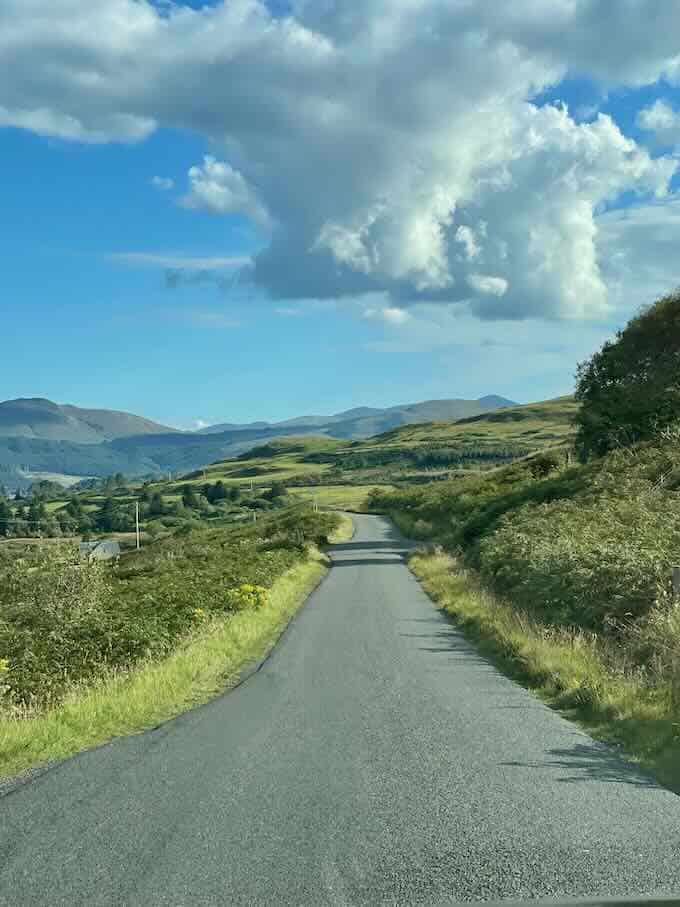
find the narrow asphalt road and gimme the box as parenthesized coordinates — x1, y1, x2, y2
(2, 514, 680, 906)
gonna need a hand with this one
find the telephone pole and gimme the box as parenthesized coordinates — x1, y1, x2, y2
(135, 502, 141, 550)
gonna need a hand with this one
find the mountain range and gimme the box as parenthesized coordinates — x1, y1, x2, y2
(0, 395, 516, 490)
(0, 398, 175, 443)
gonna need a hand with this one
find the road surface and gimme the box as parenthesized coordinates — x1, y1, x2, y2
(2, 514, 680, 905)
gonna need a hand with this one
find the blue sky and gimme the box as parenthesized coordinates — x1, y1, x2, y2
(2, 1, 680, 428)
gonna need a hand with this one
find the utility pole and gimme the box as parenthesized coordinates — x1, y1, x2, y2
(135, 501, 141, 550)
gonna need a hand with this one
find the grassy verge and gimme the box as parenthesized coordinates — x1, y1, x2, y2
(410, 549, 680, 794)
(328, 513, 355, 543)
(0, 546, 335, 783)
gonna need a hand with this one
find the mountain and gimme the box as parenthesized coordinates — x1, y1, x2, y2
(0, 398, 178, 443)
(197, 396, 517, 437)
(0, 394, 516, 491)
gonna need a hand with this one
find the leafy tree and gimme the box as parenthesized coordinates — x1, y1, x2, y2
(212, 481, 228, 501)
(0, 498, 12, 537)
(28, 499, 47, 525)
(229, 485, 240, 503)
(528, 452, 562, 479)
(575, 290, 680, 459)
(149, 492, 165, 516)
(264, 481, 287, 501)
(57, 509, 78, 535)
(97, 497, 117, 532)
(181, 484, 199, 509)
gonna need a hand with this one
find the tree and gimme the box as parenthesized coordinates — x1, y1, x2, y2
(212, 481, 228, 501)
(97, 497, 117, 532)
(264, 480, 287, 501)
(57, 508, 78, 535)
(28, 499, 47, 524)
(149, 492, 165, 516)
(0, 498, 12, 537)
(181, 484, 199, 509)
(575, 289, 680, 459)
(229, 485, 240, 503)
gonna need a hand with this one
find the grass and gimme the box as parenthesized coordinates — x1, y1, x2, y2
(0, 541, 346, 783)
(364, 396, 578, 448)
(288, 484, 394, 511)
(410, 549, 680, 794)
(327, 513, 355, 543)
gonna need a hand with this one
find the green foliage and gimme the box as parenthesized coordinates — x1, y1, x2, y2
(263, 480, 288, 501)
(575, 289, 680, 459)
(0, 507, 339, 712)
(375, 431, 680, 692)
(0, 545, 115, 709)
(225, 584, 268, 611)
(0, 497, 11, 538)
(181, 484, 200, 509)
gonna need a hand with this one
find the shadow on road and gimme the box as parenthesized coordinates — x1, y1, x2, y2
(500, 742, 658, 789)
(329, 541, 412, 553)
(330, 557, 406, 567)
(399, 621, 500, 670)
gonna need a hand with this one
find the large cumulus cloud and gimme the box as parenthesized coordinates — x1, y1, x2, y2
(2, 0, 679, 318)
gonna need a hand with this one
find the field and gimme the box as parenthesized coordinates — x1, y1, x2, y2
(288, 484, 395, 511)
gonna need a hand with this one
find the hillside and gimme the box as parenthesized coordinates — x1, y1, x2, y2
(141, 399, 577, 501)
(367, 396, 578, 448)
(196, 395, 517, 437)
(0, 398, 177, 443)
(0, 394, 518, 490)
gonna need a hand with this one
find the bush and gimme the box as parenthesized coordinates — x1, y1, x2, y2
(225, 584, 268, 611)
(0, 507, 339, 711)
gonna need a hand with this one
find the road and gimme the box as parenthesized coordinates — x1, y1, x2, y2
(2, 513, 680, 905)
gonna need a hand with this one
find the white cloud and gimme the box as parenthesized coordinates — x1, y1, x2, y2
(194, 419, 210, 429)
(151, 176, 174, 191)
(3, 0, 680, 320)
(109, 252, 251, 269)
(182, 156, 271, 228)
(466, 274, 508, 297)
(637, 99, 680, 146)
(363, 305, 411, 325)
(597, 195, 680, 310)
(455, 226, 481, 262)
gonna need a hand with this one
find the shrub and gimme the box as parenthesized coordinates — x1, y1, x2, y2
(0, 507, 338, 711)
(225, 584, 268, 611)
